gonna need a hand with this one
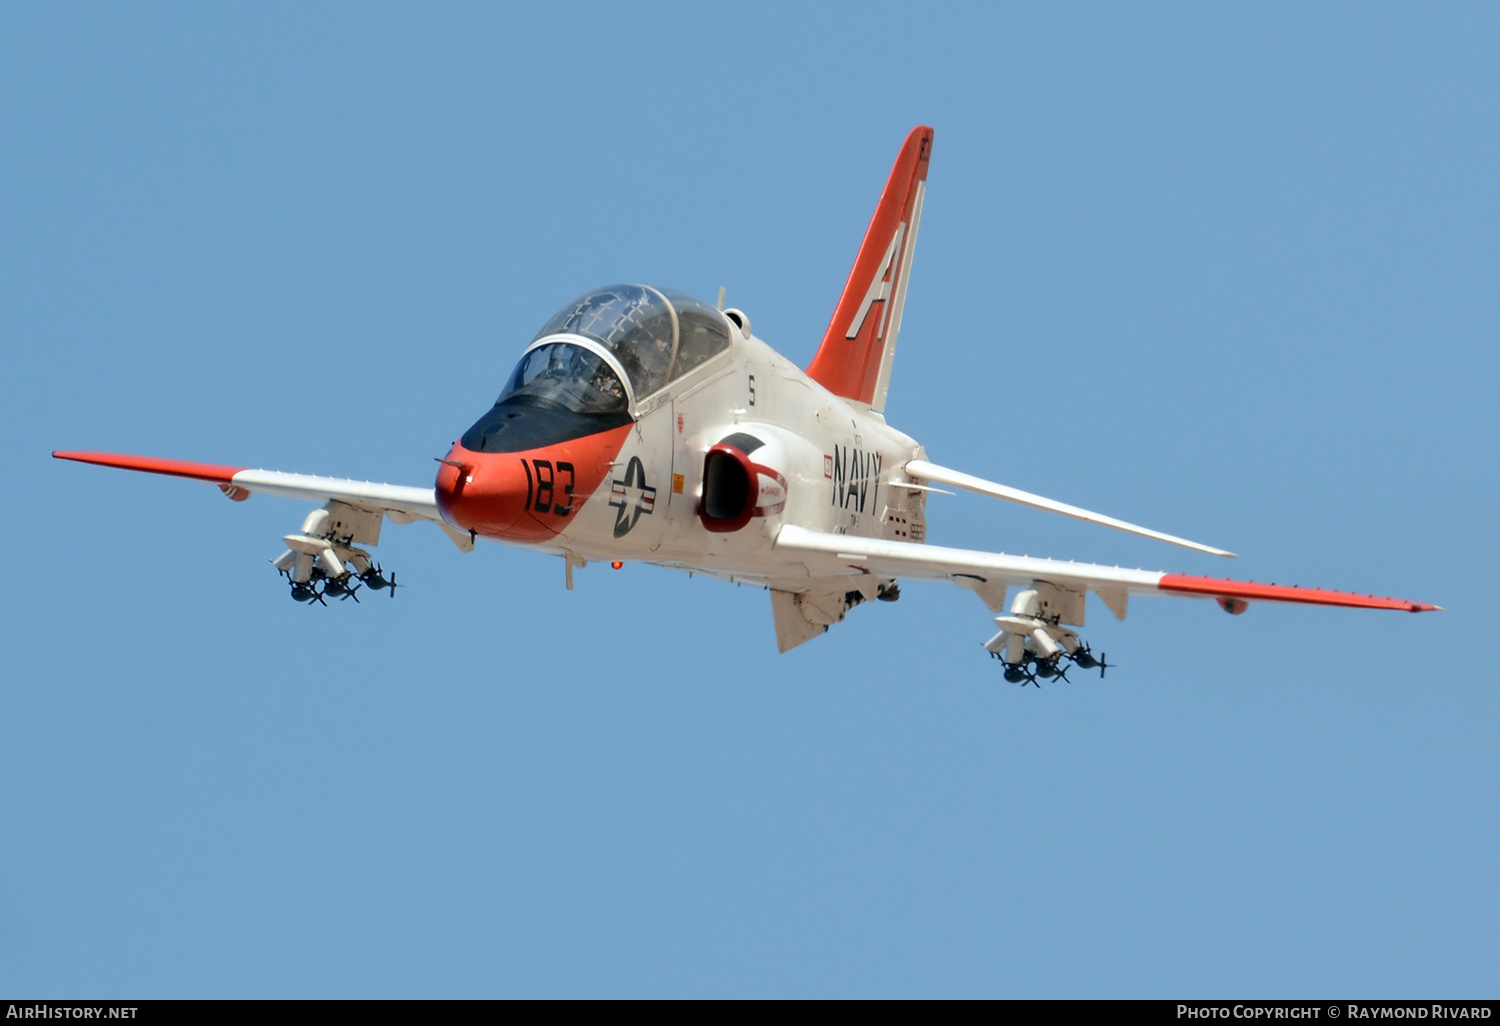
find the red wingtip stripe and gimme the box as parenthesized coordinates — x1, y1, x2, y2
(1158, 573, 1438, 613)
(53, 451, 246, 486)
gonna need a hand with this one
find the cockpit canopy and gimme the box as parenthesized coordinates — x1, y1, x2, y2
(532, 284, 733, 401)
(460, 285, 733, 454)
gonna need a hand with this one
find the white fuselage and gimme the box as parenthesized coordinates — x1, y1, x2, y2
(503, 327, 928, 593)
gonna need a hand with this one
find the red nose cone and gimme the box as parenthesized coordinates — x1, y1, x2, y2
(434, 425, 632, 543)
(434, 445, 531, 538)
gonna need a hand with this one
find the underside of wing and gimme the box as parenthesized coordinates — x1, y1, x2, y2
(54, 450, 474, 605)
(774, 525, 1438, 617)
(773, 524, 1436, 673)
(52, 450, 459, 535)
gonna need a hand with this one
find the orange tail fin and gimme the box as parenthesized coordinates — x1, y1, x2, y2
(806, 126, 933, 413)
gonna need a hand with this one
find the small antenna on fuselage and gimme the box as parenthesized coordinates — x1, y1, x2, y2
(717, 286, 726, 311)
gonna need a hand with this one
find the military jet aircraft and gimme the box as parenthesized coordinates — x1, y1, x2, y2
(55, 126, 1437, 682)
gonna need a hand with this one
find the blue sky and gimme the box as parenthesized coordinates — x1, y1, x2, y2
(2, 2, 1495, 997)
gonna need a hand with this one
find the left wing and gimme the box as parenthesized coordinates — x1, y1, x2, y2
(774, 524, 1437, 617)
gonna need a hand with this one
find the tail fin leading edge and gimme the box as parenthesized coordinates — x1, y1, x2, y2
(806, 126, 933, 413)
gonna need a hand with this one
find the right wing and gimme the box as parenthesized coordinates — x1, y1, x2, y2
(53, 450, 474, 550)
(774, 524, 1437, 618)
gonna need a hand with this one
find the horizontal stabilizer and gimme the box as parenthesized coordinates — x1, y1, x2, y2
(905, 459, 1235, 558)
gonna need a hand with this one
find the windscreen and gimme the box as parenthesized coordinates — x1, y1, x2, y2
(535, 285, 677, 397)
(497, 342, 628, 415)
(460, 342, 632, 453)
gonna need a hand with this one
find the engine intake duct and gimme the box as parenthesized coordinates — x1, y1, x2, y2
(701, 443, 755, 531)
(699, 433, 787, 533)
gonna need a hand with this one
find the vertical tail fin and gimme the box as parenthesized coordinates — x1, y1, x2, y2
(806, 126, 933, 413)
